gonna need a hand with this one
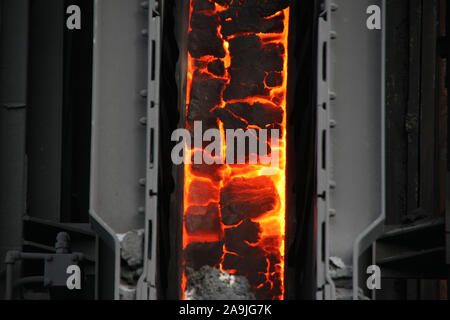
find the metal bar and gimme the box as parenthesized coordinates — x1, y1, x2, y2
(138, 0, 161, 300)
(0, 0, 29, 282)
(316, 0, 336, 300)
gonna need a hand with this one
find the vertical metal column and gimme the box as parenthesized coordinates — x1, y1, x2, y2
(316, 0, 336, 300)
(90, 0, 149, 299)
(0, 0, 29, 284)
(137, 0, 161, 301)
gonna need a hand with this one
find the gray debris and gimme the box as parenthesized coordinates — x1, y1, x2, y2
(185, 266, 255, 300)
(329, 256, 370, 300)
(118, 229, 145, 267)
(121, 264, 139, 284)
(329, 256, 352, 279)
(117, 229, 145, 299)
(336, 287, 371, 301)
(330, 256, 346, 270)
(119, 282, 137, 300)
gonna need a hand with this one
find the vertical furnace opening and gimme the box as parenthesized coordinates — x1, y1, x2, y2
(181, 0, 291, 300)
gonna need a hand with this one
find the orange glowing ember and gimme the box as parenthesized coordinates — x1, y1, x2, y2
(183, 0, 289, 300)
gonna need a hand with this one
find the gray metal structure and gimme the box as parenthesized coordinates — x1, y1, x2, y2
(137, 0, 161, 300)
(0, 0, 29, 275)
(90, 0, 149, 299)
(316, 0, 386, 300)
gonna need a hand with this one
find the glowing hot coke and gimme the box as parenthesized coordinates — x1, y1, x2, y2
(182, 0, 290, 300)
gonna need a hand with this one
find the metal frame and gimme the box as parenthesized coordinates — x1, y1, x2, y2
(316, 0, 336, 299)
(137, 0, 162, 300)
(90, 0, 149, 299)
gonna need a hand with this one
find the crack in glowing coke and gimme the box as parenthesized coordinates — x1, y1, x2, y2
(182, 1, 289, 300)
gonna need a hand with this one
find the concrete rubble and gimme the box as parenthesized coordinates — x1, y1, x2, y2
(329, 256, 370, 300)
(117, 229, 145, 300)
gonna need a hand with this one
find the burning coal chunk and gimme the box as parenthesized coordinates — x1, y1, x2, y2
(187, 179, 220, 205)
(211, 0, 232, 6)
(260, 43, 285, 72)
(188, 11, 225, 59)
(229, 66, 266, 87)
(188, 72, 226, 121)
(220, 176, 279, 225)
(185, 203, 221, 234)
(226, 102, 283, 128)
(207, 59, 225, 77)
(257, 0, 293, 17)
(192, 0, 216, 13)
(229, 41, 284, 73)
(191, 163, 224, 182)
(265, 123, 283, 141)
(254, 272, 282, 300)
(184, 241, 223, 270)
(265, 71, 283, 87)
(188, 26, 226, 59)
(190, 12, 219, 30)
(223, 66, 268, 100)
(247, 272, 267, 289)
(219, 0, 292, 19)
(187, 112, 219, 144)
(219, 8, 284, 37)
(223, 81, 269, 101)
(187, 114, 220, 152)
(222, 245, 268, 274)
(229, 34, 262, 57)
(224, 219, 261, 251)
(212, 107, 247, 131)
(225, 38, 284, 100)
